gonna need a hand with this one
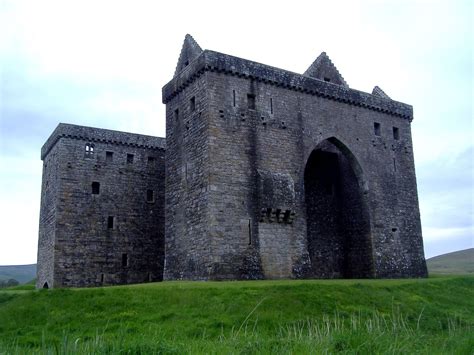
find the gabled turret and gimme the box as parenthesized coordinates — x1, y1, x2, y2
(174, 34, 203, 77)
(372, 86, 391, 99)
(304, 52, 348, 87)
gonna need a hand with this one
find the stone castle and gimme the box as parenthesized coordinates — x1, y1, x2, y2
(37, 35, 428, 288)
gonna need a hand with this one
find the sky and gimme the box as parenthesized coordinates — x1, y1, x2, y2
(0, 0, 472, 265)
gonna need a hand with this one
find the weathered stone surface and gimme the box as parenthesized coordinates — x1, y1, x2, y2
(37, 124, 165, 288)
(37, 36, 428, 288)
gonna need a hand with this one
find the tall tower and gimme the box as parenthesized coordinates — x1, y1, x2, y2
(37, 124, 166, 288)
(162, 35, 427, 280)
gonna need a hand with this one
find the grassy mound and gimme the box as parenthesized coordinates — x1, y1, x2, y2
(427, 248, 474, 275)
(0, 277, 473, 353)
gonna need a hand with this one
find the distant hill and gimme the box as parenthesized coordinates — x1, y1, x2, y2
(0, 264, 36, 284)
(427, 248, 474, 275)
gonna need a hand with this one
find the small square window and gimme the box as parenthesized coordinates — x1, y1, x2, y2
(146, 189, 154, 203)
(324, 77, 331, 82)
(106, 151, 113, 162)
(190, 96, 196, 112)
(247, 94, 256, 110)
(374, 122, 381, 136)
(393, 127, 399, 140)
(147, 156, 155, 166)
(107, 216, 114, 229)
(85, 143, 95, 157)
(127, 154, 134, 164)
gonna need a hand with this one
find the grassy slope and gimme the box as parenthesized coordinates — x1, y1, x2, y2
(0, 277, 473, 353)
(0, 264, 36, 283)
(427, 248, 474, 274)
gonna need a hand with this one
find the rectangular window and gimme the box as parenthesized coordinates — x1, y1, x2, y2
(147, 189, 154, 203)
(127, 154, 134, 164)
(92, 182, 100, 195)
(233, 90, 236, 107)
(393, 127, 399, 140)
(122, 253, 128, 267)
(247, 94, 256, 110)
(107, 216, 114, 229)
(190, 96, 196, 112)
(374, 122, 381, 136)
(174, 108, 179, 121)
(147, 156, 155, 166)
(324, 77, 331, 82)
(106, 151, 113, 162)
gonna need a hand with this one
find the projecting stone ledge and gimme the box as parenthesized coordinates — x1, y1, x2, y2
(162, 50, 413, 120)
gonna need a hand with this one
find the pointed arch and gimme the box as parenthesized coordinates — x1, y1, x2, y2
(304, 137, 374, 278)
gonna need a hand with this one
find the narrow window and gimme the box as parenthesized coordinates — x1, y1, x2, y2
(147, 156, 155, 166)
(190, 96, 196, 112)
(324, 77, 331, 82)
(85, 143, 95, 157)
(106, 151, 113, 162)
(174, 108, 179, 121)
(393, 158, 396, 172)
(270, 98, 273, 114)
(91, 182, 100, 195)
(147, 189, 154, 203)
(107, 216, 114, 229)
(232, 90, 236, 107)
(393, 127, 399, 140)
(248, 219, 252, 245)
(100, 273, 104, 284)
(247, 94, 256, 110)
(127, 154, 134, 164)
(374, 122, 381, 136)
(122, 253, 128, 267)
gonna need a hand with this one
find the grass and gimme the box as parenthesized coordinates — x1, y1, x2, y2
(0, 276, 473, 353)
(427, 248, 474, 274)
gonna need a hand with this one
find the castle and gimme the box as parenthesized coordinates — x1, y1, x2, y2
(37, 35, 428, 288)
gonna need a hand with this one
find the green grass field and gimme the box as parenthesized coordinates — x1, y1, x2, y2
(0, 276, 473, 354)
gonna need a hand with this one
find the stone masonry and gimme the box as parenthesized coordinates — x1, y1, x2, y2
(37, 35, 427, 288)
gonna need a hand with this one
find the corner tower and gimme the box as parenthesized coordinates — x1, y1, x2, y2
(162, 36, 428, 280)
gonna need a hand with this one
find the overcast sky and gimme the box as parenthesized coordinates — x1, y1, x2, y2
(0, 0, 472, 265)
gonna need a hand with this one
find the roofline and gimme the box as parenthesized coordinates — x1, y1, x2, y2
(41, 123, 166, 160)
(162, 50, 413, 120)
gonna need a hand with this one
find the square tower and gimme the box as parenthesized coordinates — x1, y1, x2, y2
(162, 35, 427, 280)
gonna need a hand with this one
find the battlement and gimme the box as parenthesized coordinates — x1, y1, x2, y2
(162, 50, 413, 120)
(41, 123, 166, 160)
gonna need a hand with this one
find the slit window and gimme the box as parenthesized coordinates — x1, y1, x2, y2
(374, 122, 381, 136)
(190, 96, 196, 112)
(91, 182, 100, 195)
(233, 90, 236, 107)
(106, 151, 113, 162)
(393, 127, 399, 140)
(107, 216, 114, 229)
(127, 154, 134, 164)
(122, 253, 128, 267)
(174, 108, 179, 121)
(247, 94, 256, 110)
(248, 219, 252, 245)
(147, 189, 155, 203)
(270, 98, 273, 114)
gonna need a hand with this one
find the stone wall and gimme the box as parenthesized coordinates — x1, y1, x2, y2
(37, 124, 166, 287)
(163, 48, 427, 279)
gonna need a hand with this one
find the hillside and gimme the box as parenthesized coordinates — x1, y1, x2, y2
(427, 248, 474, 275)
(0, 264, 36, 283)
(0, 277, 473, 353)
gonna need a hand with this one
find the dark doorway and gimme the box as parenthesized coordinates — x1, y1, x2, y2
(42, 282, 49, 289)
(304, 138, 374, 278)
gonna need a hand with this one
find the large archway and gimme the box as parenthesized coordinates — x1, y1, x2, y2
(304, 138, 374, 278)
